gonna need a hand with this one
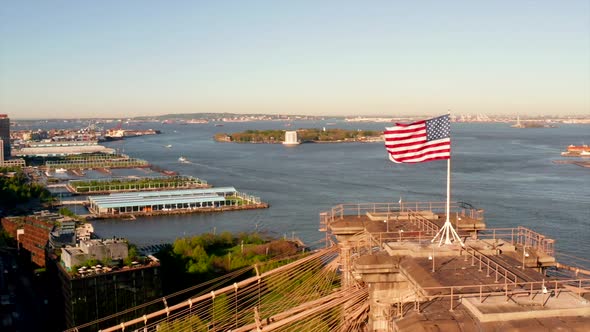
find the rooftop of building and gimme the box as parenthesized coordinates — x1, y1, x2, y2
(63, 246, 84, 256)
(3, 210, 76, 225)
(324, 201, 590, 330)
(28, 141, 100, 147)
(14, 144, 115, 156)
(80, 238, 127, 246)
(88, 187, 237, 208)
(59, 251, 160, 280)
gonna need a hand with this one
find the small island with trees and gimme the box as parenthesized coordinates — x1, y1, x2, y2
(214, 128, 382, 144)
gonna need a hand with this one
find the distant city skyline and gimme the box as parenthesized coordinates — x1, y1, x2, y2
(1, 1, 589, 119)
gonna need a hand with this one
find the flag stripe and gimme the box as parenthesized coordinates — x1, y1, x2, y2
(385, 125, 425, 133)
(386, 139, 450, 154)
(388, 150, 451, 162)
(383, 115, 451, 164)
(384, 133, 427, 142)
(392, 120, 425, 128)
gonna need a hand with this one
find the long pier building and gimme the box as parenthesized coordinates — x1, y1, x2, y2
(87, 187, 265, 216)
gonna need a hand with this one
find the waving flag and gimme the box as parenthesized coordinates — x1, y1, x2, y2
(384, 115, 451, 163)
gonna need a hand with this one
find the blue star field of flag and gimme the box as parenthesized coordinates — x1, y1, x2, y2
(425, 115, 450, 141)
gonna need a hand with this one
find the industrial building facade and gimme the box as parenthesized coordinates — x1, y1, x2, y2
(1, 214, 55, 267)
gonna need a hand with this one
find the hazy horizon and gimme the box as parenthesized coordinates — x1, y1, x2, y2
(1, 1, 589, 119)
(9, 111, 590, 122)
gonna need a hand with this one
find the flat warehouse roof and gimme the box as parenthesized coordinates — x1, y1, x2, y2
(88, 187, 237, 208)
(90, 195, 226, 209)
(89, 187, 236, 201)
(15, 145, 115, 156)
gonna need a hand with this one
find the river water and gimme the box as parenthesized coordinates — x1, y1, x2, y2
(84, 120, 590, 259)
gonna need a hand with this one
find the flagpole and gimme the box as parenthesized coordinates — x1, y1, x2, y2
(445, 158, 451, 244)
(429, 113, 464, 247)
(446, 110, 452, 233)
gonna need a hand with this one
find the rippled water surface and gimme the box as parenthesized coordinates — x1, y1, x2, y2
(84, 121, 589, 258)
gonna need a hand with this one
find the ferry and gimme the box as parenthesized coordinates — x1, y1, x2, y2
(562, 144, 590, 156)
(104, 129, 125, 141)
(567, 144, 589, 152)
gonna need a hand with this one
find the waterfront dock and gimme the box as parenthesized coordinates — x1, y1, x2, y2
(41, 152, 267, 218)
(86, 187, 267, 218)
(88, 203, 269, 219)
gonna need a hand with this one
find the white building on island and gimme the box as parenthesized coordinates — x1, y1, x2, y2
(283, 131, 300, 146)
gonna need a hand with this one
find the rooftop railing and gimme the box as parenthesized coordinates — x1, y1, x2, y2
(319, 201, 484, 233)
(396, 277, 590, 319)
(477, 227, 555, 256)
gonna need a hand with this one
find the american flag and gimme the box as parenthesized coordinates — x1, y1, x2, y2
(384, 115, 451, 163)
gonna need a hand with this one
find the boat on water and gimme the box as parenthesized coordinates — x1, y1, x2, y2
(103, 129, 125, 141)
(165, 144, 172, 148)
(55, 168, 67, 173)
(568, 144, 589, 150)
(562, 144, 590, 156)
(178, 156, 189, 163)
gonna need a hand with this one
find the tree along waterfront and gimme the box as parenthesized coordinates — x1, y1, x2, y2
(0, 167, 52, 209)
(155, 232, 305, 295)
(214, 128, 381, 143)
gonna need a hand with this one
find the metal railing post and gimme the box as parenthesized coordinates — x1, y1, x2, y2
(479, 255, 482, 272)
(480, 285, 483, 303)
(450, 287, 454, 312)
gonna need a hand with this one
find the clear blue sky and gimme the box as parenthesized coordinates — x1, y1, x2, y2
(1, 1, 588, 119)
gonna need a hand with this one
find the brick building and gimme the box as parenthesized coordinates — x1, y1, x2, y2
(1, 216, 53, 266)
(1, 211, 70, 267)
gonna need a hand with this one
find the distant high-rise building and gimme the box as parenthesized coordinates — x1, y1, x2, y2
(0, 139, 4, 162)
(0, 114, 10, 159)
